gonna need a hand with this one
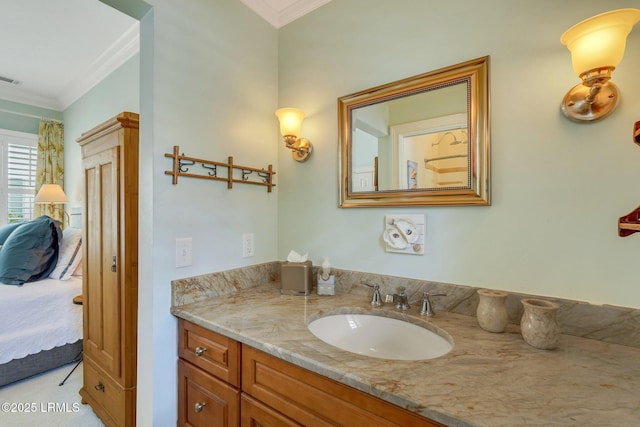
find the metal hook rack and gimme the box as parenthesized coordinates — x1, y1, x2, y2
(164, 145, 276, 192)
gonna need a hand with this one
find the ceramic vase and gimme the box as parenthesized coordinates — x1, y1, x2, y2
(520, 299, 560, 350)
(476, 289, 509, 333)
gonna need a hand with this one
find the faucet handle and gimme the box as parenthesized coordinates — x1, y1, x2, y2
(370, 286, 383, 307)
(424, 291, 447, 297)
(420, 291, 447, 317)
(360, 281, 383, 307)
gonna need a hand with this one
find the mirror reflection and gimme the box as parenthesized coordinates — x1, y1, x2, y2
(339, 57, 490, 207)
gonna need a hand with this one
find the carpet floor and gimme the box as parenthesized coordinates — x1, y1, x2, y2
(0, 361, 104, 426)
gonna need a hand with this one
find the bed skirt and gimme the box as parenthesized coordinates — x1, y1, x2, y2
(0, 340, 82, 388)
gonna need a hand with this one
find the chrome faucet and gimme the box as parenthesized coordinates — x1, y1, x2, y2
(419, 291, 447, 317)
(395, 287, 411, 310)
(385, 286, 410, 310)
(360, 281, 383, 307)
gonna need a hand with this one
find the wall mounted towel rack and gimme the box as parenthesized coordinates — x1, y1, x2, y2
(618, 121, 640, 236)
(619, 206, 640, 237)
(164, 145, 276, 192)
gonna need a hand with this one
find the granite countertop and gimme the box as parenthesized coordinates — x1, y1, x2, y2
(171, 282, 640, 427)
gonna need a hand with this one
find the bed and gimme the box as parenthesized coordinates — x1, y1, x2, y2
(0, 216, 83, 387)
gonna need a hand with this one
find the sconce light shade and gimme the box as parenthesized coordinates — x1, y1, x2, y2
(560, 8, 640, 122)
(34, 184, 69, 204)
(275, 108, 313, 162)
(562, 9, 640, 75)
(275, 108, 305, 138)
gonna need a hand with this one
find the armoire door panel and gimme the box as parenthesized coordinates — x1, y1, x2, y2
(84, 164, 103, 358)
(83, 146, 122, 379)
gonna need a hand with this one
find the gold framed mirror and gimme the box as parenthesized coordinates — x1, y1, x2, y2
(338, 56, 490, 207)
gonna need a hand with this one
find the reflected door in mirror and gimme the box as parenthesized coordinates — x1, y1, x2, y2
(339, 56, 490, 207)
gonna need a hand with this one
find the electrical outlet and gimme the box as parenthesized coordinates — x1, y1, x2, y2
(175, 237, 192, 267)
(242, 233, 255, 257)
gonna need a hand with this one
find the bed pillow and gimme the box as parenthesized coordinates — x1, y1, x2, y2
(0, 215, 62, 285)
(0, 221, 25, 245)
(49, 228, 82, 281)
(72, 262, 82, 276)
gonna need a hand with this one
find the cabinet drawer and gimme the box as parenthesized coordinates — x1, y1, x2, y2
(241, 394, 303, 427)
(178, 318, 241, 387)
(81, 356, 132, 427)
(178, 359, 240, 427)
(242, 346, 444, 427)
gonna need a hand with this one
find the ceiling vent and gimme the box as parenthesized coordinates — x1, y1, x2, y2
(0, 75, 21, 85)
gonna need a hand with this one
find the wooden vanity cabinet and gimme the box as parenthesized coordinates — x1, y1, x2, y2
(241, 394, 303, 427)
(177, 319, 241, 427)
(177, 319, 444, 427)
(242, 346, 444, 427)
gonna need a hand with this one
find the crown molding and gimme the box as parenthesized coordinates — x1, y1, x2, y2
(0, 21, 140, 112)
(0, 85, 62, 111)
(277, 0, 330, 27)
(240, 0, 330, 28)
(57, 21, 140, 110)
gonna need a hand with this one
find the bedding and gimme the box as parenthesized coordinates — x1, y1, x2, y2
(49, 227, 82, 280)
(0, 340, 82, 387)
(0, 222, 84, 387)
(0, 221, 25, 244)
(0, 275, 82, 364)
(0, 216, 62, 285)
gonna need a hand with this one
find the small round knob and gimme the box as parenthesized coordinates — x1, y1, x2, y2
(194, 346, 207, 357)
(194, 402, 206, 413)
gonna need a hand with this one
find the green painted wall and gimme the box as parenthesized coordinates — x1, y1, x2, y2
(62, 52, 140, 206)
(0, 100, 62, 134)
(134, 1, 278, 425)
(276, 0, 640, 308)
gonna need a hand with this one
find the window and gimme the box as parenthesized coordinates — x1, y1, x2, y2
(0, 129, 38, 224)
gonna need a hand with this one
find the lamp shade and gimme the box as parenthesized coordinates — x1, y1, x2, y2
(34, 184, 68, 204)
(561, 8, 640, 76)
(275, 108, 305, 138)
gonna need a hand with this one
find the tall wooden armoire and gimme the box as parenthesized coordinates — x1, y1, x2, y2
(77, 112, 139, 427)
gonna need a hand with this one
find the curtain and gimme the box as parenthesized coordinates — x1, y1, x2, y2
(34, 120, 65, 225)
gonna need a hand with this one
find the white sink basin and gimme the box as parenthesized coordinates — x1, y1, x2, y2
(308, 313, 452, 360)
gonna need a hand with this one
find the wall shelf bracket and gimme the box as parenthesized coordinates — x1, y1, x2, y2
(164, 145, 276, 192)
(619, 121, 640, 237)
(619, 206, 640, 237)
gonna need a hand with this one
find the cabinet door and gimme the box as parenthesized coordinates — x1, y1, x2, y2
(179, 359, 240, 427)
(243, 346, 444, 427)
(178, 319, 241, 387)
(241, 394, 302, 427)
(83, 145, 122, 379)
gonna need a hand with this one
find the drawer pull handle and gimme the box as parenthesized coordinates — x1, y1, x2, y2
(194, 402, 206, 413)
(194, 346, 207, 357)
(95, 382, 105, 392)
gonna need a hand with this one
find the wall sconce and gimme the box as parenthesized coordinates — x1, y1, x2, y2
(560, 8, 640, 122)
(275, 108, 313, 162)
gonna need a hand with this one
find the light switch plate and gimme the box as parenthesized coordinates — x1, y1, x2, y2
(383, 214, 425, 255)
(175, 237, 192, 267)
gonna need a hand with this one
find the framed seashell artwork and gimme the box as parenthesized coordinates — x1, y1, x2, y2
(382, 214, 425, 255)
